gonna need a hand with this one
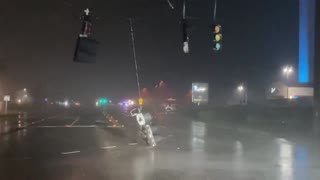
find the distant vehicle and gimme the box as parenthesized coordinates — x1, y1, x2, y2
(164, 104, 176, 114)
(161, 97, 177, 114)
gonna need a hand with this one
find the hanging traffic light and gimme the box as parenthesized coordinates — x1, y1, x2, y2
(181, 0, 190, 54)
(99, 98, 108, 104)
(73, 8, 98, 63)
(213, 24, 222, 52)
(182, 19, 190, 54)
(96, 98, 108, 106)
(73, 37, 98, 63)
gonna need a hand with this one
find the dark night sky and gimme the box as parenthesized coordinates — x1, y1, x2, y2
(0, 0, 298, 104)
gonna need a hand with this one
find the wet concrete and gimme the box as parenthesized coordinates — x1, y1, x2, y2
(0, 108, 319, 180)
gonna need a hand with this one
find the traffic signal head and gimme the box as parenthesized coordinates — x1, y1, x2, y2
(73, 37, 98, 63)
(74, 9, 98, 63)
(98, 98, 108, 105)
(138, 98, 144, 106)
(182, 19, 190, 54)
(213, 24, 222, 52)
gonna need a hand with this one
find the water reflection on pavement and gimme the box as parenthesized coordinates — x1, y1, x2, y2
(126, 120, 319, 180)
(1, 112, 320, 180)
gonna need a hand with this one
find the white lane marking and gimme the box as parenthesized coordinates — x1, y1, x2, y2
(70, 116, 80, 126)
(32, 125, 125, 128)
(61, 151, 80, 155)
(33, 125, 97, 128)
(107, 125, 124, 128)
(100, 146, 117, 149)
(128, 143, 138, 146)
(95, 120, 105, 123)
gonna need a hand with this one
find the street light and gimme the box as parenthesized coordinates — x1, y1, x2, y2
(23, 88, 27, 92)
(237, 85, 244, 92)
(282, 65, 293, 80)
(237, 83, 247, 105)
(282, 65, 294, 99)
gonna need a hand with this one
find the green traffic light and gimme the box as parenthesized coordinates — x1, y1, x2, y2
(216, 43, 221, 50)
(98, 98, 108, 104)
(213, 43, 222, 52)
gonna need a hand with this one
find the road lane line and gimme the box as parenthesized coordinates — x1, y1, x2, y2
(70, 116, 80, 126)
(32, 125, 125, 128)
(95, 120, 106, 123)
(61, 151, 80, 155)
(128, 143, 138, 146)
(100, 146, 117, 149)
(33, 125, 97, 128)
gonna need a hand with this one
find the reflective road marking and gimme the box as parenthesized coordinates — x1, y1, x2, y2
(61, 151, 80, 155)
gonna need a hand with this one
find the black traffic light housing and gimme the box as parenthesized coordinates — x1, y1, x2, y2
(182, 19, 190, 54)
(73, 8, 98, 63)
(73, 37, 98, 63)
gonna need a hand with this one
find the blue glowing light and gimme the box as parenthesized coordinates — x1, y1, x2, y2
(299, 0, 315, 83)
(299, 0, 309, 83)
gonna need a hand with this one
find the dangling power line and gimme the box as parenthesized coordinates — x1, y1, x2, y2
(129, 18, 141, 99)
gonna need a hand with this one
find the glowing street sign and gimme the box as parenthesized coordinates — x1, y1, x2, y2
(192, 83, 209, 104)
(193, 86, 207, 92)
(4, 95, 10, 102)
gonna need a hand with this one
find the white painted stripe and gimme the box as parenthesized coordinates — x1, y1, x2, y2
(95, 120, 105, 123)
(61, 151, 80, 155)
(100, 146, 117, 149)
(32, 125, 125, 128)
(70, 116, 80, 126)
(33, 125, 98, 128)
(128, 143, 138, 146)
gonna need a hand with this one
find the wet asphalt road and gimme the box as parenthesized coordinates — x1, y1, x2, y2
(0, 107, 320, 180)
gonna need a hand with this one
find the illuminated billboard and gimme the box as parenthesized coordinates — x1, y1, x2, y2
(192, 83, 209, 104)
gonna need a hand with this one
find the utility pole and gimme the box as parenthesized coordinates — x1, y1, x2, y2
(129, 18, 142, 101)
